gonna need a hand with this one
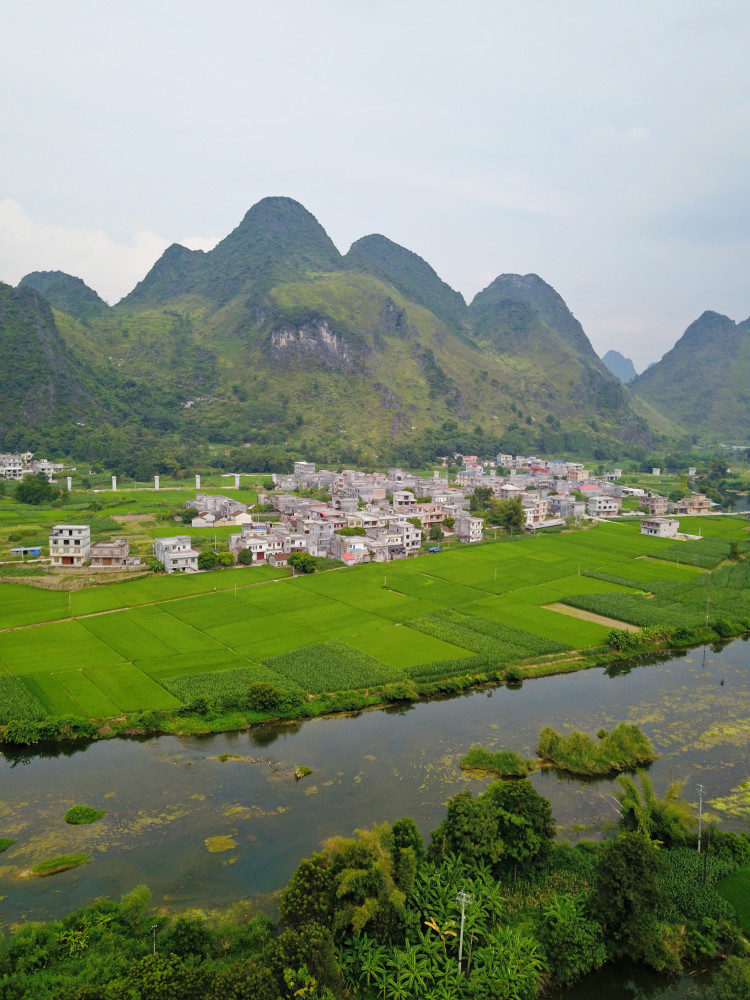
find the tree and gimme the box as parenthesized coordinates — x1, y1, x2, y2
(158, 916, 215, 959)
(615, 773, 695, 847)
(106, 953, 209, 1000)
(429, 525, 444, 541)
(428, 779, 555, 879)
(209, 956, 277, 1000)
(198, 550, 219, 570)
(714, 956, 750, 1000)
(15, 473, 59, 506)
(181, 507, 199, 524)
(589, 832, 673, 969)
(538, 894, 606, 987)
(443, 516, 455, 528)
(217, 551, 235, 566)
(469, 487, 493, 512)
(406, 516, 422, 530)
(237, 547, 254, 565)
(279, 854, 338, 931)
(288, 552, 317, 574)
(485, 498, 525, 531)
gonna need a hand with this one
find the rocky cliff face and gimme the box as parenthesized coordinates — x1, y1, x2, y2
(271, 320, 355, 370)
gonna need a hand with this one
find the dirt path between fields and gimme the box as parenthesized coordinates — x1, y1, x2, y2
(542, 603, 640, 631)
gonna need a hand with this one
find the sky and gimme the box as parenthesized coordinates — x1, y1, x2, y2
(2, 1, 749, 371)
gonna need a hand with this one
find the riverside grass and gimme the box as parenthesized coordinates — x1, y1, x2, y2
(30, 854, 90, 877)
(0, 517, 748, 728)
(460, 746, 536, 777)
(64, 805, 107, 825)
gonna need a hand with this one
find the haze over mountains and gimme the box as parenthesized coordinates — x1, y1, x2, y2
(4, 197, 748, 471)
(602, 351, 638, 384)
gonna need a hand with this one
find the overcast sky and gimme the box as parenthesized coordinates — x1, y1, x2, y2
(2, 1, 748, 370)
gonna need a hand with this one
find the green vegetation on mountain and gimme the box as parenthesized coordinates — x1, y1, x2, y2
(1, 196, 702, 470)
(19, 270, 110, 322)
(632, 310, 750, 443)
(0, 283, 104, 441)
(344, 232, 470, 334)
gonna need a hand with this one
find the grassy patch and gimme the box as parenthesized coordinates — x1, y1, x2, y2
(537, 722, 658, 776)
(716, 866, 750, 934)
(64, 805, 107, 825)
(30, 853, 90, 877)
(460, 746, 536, 777)
(0, 837, 16, 852)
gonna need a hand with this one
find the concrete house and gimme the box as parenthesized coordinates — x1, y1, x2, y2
(49, 525, 91, 567)
(587, 496, 621, 517)
(89, 538, 130, 568)
(643, 493, 669, 516)
(455, 515, 483, 543)
(153, 536, 199, 573)
(640, 517, 679, 538)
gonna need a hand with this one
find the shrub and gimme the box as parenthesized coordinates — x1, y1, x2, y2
(714, 956, 750, 1000)
(537, 723, 657, 776)
(504, 665, 523, 685)
(198, 550, 219, 570)
(244, 682, 284, 712)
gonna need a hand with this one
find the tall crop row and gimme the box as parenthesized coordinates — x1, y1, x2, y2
(264, 641, 402, 692)
(406, 610, 570, 660)
(0, 676, 47, 723)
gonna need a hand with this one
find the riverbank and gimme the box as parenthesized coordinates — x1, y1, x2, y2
(0, 622, 740, 748)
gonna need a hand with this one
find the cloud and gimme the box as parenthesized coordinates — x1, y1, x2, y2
(0, 200, 218, 303)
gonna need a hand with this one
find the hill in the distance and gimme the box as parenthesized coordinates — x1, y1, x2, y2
(602, 350, 638, 384)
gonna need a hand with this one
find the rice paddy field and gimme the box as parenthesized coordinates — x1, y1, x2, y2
(1, 515, 748, 723)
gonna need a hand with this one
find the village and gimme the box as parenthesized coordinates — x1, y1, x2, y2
(1, 451, 715, 574)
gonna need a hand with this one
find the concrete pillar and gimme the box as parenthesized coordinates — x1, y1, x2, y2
(66, 477, 72, 492)
(154, 475, 160, 491)
(234, 473, 240, 488)
(195, 474, 201, 490)
(111, 476, 117, 492)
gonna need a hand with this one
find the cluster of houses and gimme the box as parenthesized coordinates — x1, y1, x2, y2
(0, 452, 63, 481)
(28, 457, 716, 573)
(47, 526, 140, 569)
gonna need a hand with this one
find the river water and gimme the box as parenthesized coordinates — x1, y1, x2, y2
(1, 638, 749, 992)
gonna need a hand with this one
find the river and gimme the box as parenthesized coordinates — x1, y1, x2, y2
(1, 638, 749, 993)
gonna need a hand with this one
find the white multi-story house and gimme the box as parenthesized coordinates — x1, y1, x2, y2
(153, 536, 200, 573)
(640, 517, 679, 538)
(587, 496, 621, 517)
(49, 525, 91, 567)
(0, 454, 24, 480)
(455, 515, 483, 543)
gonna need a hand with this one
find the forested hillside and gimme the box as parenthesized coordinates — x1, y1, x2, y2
(2, 197, 677, 473)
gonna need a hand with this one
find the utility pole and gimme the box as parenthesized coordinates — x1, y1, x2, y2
(456, 891, 473, 974)
(697, 784, 704, 853)
(151, 924, 158, 955)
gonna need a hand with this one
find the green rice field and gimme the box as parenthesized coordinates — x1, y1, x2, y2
(0, 516, 748, 722)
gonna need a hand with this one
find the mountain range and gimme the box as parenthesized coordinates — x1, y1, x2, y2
(3, 197, 746, 472)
